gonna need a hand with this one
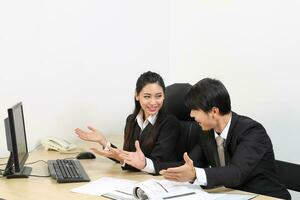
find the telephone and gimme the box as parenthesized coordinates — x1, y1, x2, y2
(41, 137, 77, 152)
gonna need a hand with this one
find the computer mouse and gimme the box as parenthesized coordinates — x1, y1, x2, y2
(76, 151, 96, 159)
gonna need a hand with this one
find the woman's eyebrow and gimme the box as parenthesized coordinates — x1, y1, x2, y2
(142, 92, 163, 95)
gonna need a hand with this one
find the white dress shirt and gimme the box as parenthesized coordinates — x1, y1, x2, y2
(193, 116, 232, 186)
(135, 110, 157, 173)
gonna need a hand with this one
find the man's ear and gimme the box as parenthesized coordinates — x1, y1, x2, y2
(211, 107, 220, 118)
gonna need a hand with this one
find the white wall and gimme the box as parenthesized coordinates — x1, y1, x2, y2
(169, 1, 300, 198)
(1, 0, 299, 160)
(0, 0, 170, 155)
(1, 1, 299, 197)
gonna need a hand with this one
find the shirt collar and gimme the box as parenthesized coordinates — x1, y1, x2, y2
(136, 110, 158, 130)
(214, 116, 232, 140)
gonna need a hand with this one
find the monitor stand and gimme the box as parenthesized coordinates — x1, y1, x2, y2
(4, 154, 32, 179)
(5, 166, 32, 179)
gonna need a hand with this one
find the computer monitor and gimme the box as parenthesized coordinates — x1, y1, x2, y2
(3, 102, 32, 178)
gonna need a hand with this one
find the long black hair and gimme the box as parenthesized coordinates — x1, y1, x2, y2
(123, 71, 167, 150)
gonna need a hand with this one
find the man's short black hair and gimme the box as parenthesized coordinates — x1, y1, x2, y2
(185, 78, 231, 115)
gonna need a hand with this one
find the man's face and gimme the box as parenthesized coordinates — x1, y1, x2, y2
(190, 109, 216, 131)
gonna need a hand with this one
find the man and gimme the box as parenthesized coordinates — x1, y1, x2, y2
(160, 78, 291, 200)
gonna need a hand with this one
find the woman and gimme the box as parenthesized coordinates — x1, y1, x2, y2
(75, 71, 180, 174)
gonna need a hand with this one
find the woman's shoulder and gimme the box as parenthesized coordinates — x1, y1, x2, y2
(159, 113, 180, 125)
(125, 114, 135, 123)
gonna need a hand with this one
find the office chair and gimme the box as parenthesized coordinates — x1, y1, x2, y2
(275, 160, 300, 192)
(165, 83, 193, 121)
(165, 83, 202, 160)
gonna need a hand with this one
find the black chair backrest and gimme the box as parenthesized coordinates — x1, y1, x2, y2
(176, 121, 202, 159)
(165, 83, 193, 121)
(275, 160, 300, 192)
(165, 83, 201, 160)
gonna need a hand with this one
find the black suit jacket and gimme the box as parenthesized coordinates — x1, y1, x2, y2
(112, 113, 180, 174)
(189, 112, 290, 199)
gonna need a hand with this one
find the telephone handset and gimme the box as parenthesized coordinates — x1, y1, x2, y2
(41, 137, 77, 152)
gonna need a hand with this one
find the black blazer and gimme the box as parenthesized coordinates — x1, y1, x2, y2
(112, 113, 180, 174)
(189, 112, 291, 199)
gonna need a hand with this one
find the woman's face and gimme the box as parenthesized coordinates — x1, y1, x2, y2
(136, 83, 164, 119)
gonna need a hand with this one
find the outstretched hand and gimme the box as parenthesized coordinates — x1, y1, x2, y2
(75, 126, 107, 147)
(160, 152, 196, 182)
(118, 141, 146, 170)
(90, 146, 124, 162)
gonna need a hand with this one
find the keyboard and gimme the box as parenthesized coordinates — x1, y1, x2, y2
(48, 159, 90, 183)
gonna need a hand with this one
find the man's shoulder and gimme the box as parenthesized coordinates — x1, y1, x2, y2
(232, 112, 263, 128)
(230, 112, 267, 138)
(228, 113, 272, 146)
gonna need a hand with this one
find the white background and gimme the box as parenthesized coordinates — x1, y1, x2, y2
(0, 0, 171, 152)
(1, 0, 299, 197)
(169, 0, 300, 163)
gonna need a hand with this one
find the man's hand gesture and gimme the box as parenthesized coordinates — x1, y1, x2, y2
(160, 152, 196, 182)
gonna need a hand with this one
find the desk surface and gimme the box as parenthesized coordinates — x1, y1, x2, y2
(0, 135, 279, 200)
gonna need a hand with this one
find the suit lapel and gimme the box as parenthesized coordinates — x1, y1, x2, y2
(139, 123, 153, 145)
(224, 112, 238, 163)
(225, 112, 237, 147)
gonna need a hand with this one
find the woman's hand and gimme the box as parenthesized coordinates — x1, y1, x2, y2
(91, 147, 124, 163)
(75, 126, 107, 147)
(118, 141, 146, 170)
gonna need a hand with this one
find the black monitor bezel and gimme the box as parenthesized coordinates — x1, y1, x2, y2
(5, 102, 29, 173)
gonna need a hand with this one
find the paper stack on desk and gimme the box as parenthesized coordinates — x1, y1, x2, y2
(71, 177, 257, 200)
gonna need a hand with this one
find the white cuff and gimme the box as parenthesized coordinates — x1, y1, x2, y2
(104, 141, 111, 150)
(141, 157, 155, 174)
(121, 160, 126, 167)
(193, 167, 207, 186)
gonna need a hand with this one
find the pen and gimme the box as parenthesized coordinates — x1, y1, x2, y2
(115, 190, 134, 196)
(249, 194, 259, 200)
(162, 192, 196, 199)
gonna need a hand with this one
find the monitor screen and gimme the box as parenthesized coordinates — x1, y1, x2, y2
(4, 102, 31, 178)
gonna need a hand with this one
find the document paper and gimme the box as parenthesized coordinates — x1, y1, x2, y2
(71, 177, 137, 196)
